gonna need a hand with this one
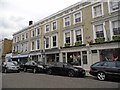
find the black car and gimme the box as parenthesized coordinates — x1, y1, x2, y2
(23, 61, 46, 73)
(89, 61, 120, 81)
(46, 62, 85, 77)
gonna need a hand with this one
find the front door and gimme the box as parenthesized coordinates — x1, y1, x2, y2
(81, 51, 88, 69)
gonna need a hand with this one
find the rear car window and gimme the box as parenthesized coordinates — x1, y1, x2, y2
(92, 62, 105, 67)
(104, 62, 116, 67)
(116, 62, 120, 68)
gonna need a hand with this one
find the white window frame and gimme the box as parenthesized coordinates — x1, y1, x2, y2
(36, 27, 40, 36)
(63, 15, 71, 27)
(64, 30, 72, 46)
(36, 39, 40, 50)
(31, 41, 35, 51)
(109, 18, 120, 40)
(92, 2, 104, 18)
(73, 27, 84, 45)
(51, 21, 57, 31)
(93, 22, 107, 42)
(73, 11, 82, 24)
(51, 34, 58, 48)
(25, 32, 28, 39)
(45, 36, 50, 49)
(31, 30, 36, 37)
(25, 42, 28, 52)
(108, 0, 120, 13)
(21, 34, 25, 41)
(45, 24, 50, 33)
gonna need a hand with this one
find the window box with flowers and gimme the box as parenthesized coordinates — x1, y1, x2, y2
(64, 43, 70, 47)
(75, 41, 82, 46)
(95, 37, 105, 43)
(112, 35, 120, 41)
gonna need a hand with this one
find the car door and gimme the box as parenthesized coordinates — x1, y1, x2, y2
(104, 62, 118, 77)
(55, 63, 63, 75)
(115, 61, 120, 77)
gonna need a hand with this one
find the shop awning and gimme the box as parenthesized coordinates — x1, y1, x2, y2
(12, 55, 28, 58)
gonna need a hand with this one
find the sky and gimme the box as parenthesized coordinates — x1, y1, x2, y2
(0, 0, 82, 40)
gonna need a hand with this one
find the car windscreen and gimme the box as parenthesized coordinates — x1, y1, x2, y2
(92, 62, 105, 67)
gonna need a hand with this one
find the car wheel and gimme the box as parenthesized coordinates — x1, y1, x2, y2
(33, 68, 37, 73)
(97, 72, 106, 81)
(47, 69, 52, 75)
(24, 68, 27, 72)
(68, 70, 75, 77)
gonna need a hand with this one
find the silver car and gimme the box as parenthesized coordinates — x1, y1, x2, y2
(2, 61, 20, 73)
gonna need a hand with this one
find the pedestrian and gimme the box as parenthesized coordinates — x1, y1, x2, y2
(113, 55, 119, 61)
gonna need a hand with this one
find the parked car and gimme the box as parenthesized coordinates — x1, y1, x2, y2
(23, 61, 46, 73)
(2, 61, 20, 73)
(89, 61, 120, 81)
(46, 62, 85, 77)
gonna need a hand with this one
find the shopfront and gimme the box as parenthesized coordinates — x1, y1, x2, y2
(46, 53, 59, 63)
(99, 48, 120, 61)
(61, 46, 90, 70)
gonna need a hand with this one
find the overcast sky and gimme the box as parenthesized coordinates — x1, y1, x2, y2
(0, 0, 82, 40)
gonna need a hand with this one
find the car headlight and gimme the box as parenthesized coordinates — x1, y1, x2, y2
(38, 65, 43, 68)
(74, 68, 79, 71)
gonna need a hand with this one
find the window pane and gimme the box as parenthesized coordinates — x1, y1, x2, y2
(46, 38, 49, 48)
(94, 5, 102, 17)
(53, 22, 56, 30)
(53, 36, 56, 47)
(65, 32, 70, 43)
(107, 62, 116, 67)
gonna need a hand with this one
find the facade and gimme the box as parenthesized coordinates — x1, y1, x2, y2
(0, 38, 13, 62)
(12, 0, 120, 70)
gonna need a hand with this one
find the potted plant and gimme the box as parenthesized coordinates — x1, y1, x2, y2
(64, 43, 70, 47)
(112, 35, 120, 41)
(75, 41, 82, 46)
(95, 37, 105, 43)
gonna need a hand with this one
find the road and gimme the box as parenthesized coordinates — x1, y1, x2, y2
(2, 72, 120, 88)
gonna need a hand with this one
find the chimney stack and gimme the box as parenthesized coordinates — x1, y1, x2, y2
(29, 21, 33, 25)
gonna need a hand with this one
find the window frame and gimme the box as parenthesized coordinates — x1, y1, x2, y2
(45, 37, 50, 49)
(108, 0, 120, 13)
(93, 22, 107, 41)
(45, 24, 50, 33)
(52, 21, 57, 31)
(36, 39, 40, 50)
(64, 30, 72, 46)
(63, 15, 71, 27)
(73, 27, 84, 45)
(73, 11, 82, 24)
(109, 19, 120, 40)
(31, 41, 35, 51)
(92, 2, 104, 18)
(51, 34, 58, 48)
